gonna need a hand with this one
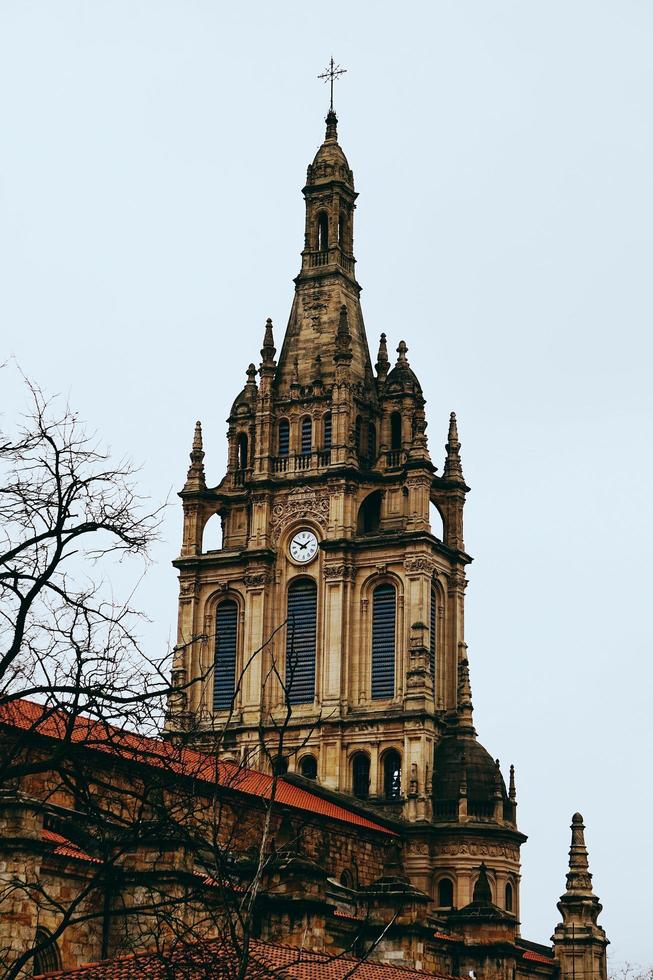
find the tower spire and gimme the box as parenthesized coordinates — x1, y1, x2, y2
(443, 411, 465, 483)
(260, 317, 276, 366)
(184, 421, 206, 491)
(375, 332, 389, 382)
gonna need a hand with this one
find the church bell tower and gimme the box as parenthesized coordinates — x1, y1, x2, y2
(167, 104, 505, 837)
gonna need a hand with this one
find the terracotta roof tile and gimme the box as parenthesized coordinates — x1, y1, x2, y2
(1, 699, 393, 837)
(42, 828, 101, 864)
(36, 938, 461, 979)
(522, 950, 555, 965)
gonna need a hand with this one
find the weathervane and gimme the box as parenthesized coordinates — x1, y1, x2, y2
(318, 57, 347, 112)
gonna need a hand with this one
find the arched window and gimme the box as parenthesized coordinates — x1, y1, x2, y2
(437, 877, 454, 908)
(323, 412, 332, 449)
(236, 433, 248, 471)
(390, 412, 402, 450)
(286, 579, 317, 704)
(317, 211, 329, 251)
(429, 583, 437, 678)
(213, 599, 238, 710)
(367, 422, 377, 462)
(352, 753, 370, 799)
(202, 511, 224, 552)
(383, 749, 402, 799)
(301, 416, 312, 456)
(371, 583, 396, 700)
(300, 755, 317, 780)
(278, 419, 290, 456)
(32, 928, 61, 975)
(505, 881, 514, 912)
(357, 490, 382, 534)
(340, 868, 353, 889)
(274, 755, 289, 776)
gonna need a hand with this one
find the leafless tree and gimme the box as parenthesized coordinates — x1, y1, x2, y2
(0, 376, 400, 979)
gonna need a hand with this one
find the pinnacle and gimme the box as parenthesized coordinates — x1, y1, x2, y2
(184, 419, 206, 491)
(443, 411, 465, 483)
(325, 109, 338, 142)
(396, 340, 409, 366)
(260, 317, 276, 365)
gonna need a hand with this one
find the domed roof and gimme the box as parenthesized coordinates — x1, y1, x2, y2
(433, 733, 507, 804)
(307, 111, 354, 186)
(383, 341, 423, 396)
(230, 364, 258, 416)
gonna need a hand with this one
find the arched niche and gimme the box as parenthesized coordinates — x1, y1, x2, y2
(357, 490, 382, 534)
(429, 500, 444, 541)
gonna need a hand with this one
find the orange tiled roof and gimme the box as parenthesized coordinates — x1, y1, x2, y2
(42, 828, 101, 865)
(0, 699, 393, 837)
(36, 937, 461, 979)
(522, 950, 555, 965)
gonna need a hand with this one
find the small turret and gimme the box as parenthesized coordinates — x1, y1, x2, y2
(260, 317, 276, 367)
(375, 332, 389, 383)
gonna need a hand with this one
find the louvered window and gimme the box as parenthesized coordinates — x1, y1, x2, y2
(213, 600, 238, 710)
(430, 584, 437, 678)
(368, 422, 376, 462)
(278, 419, 290, 456)
(323, 412, 332, 449)
(371, 583, 396, 699)
(352, 753, 370, 799)
(390, 412, 402, 450)
(301, 417, 312, 455)
(286, 579, 317, 704)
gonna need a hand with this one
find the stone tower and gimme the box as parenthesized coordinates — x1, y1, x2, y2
(167, 107, 526, 914)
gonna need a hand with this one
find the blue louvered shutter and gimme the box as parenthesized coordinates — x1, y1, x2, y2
(286, 579, 317, 704)
(371, 584, 396, 699)
(213, 600, 238, 710)
(323, 413, 332, 449)
(301, 417, 312, 455)
(278, 419, 290, 456)
(430, 584, 437, 678)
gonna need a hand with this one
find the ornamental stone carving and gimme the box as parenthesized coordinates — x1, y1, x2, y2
(269, 487, 331, 541)
(405, 557, 435, 574)
(437, 842, 519, 860)
(324, 564, 356, 581)
(243, 571, 270, 589)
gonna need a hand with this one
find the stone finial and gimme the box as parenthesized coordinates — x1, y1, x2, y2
(184, 420, 206, 491)
(564, 812, 594, 895)
(260, 317, 276, 365)
(396, 340, 409, 366)
(509, 764, 516, 801)
(472, 863, 493, 906)
(376, 332, 389, 381)
(325, 109, 338, 142)
(443, 411, 465, 483)
(457, 652, 475, 733)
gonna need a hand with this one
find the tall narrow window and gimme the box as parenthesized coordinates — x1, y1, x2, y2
(323, 412, 332, 449)
(371, 583, 396, 700)
(286, 579, 317, 704)
(429, 584, 437, 678)
(367, 422, 376, 462)
(383, 749, 402, 799)
(213, 600, 238, 710)
(278, 419, 290, 456)
(437, 878, 454, 908)
(390, 412, 402, 450)
(317, 212, 329, 251)
(352, 753, 370, 799)
(505, 882, 514, 912)
(301, 416, 312, 455)
(236, 433, 248, 470)
(355, 416, 363, 456)
(338, 212, 346, 246)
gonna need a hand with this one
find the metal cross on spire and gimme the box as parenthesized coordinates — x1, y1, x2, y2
(318, 57, 347, 112)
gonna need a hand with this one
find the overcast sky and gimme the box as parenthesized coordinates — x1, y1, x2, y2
(1, 0, 652, 965)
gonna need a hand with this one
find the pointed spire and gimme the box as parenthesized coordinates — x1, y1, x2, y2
(376, 332, 389, 382)
(443, 411, 465, 483)
(184, 421, 206, 491)
(563, 812, 594, 896)
(395, 340, 409, 366)
(260, 317, 276, 366)
(509, 764, 516, 801)
(457, 650, 475, 733)
(325, 109, 338, 142)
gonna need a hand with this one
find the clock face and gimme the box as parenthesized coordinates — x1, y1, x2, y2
(289, 529, 319, 564)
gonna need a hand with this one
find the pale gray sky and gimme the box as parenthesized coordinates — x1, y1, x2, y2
(1, 0, 652, 964)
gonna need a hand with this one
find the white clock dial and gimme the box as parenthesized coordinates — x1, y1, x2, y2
(289, 529, 319, 564)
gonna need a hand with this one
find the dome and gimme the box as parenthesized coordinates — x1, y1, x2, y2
(230, 364, 258, 416)
(307, 111, 354, 187)
(383, 341, 423, 396)
(433, 734, 507, 804)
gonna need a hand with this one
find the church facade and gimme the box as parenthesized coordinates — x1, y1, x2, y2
(164, 106, 609, 978)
